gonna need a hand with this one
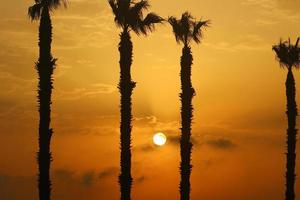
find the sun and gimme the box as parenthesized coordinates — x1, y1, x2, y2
(153, 132, 167, 146)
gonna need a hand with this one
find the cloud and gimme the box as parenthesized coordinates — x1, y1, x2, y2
(54, 167, 118, 187)
(156, 131, 237, 151)
(205, 138, 237, 150)
(81, 171, 95, 186)
(51, 1, 115, 50)
(54, 169, 75, 183)
(203, 41, 269, 52)
(167, 134, 180, 144)
(132, 129, 201, 153)
(75, 59, 97, 68)
(242, 0, 300, 25)
(0, 174, 36, 200)
(135, 115, 157, 125)
(134, 143, 157, 152)
(134, 115, 179, 129)
(242, 0, 277, 9)
(167, 134, 199, 147)
(135, 176, 147, 184)
(54, 83, 117, 101)
(0, 18, 36, 50)
(98, 167, 118, 180)
(81, 167, 119, 186)
(0, 174, 9, 184)
(278, 0, 300, 13)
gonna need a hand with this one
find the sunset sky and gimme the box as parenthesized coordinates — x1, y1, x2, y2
(1, 0, 300, 199)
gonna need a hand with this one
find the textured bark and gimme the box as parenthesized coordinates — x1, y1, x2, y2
(36, 7, 55, 200)
(118, 29, 135, 200)
(285, 68, 298, 200)
(179, 45, 194, 200)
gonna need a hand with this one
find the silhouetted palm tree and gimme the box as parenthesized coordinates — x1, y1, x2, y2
(273, 37, 300, 200)
(28, 0, 66, 199)
(108, 1, 163, 199)
(169, 12, 209, 200)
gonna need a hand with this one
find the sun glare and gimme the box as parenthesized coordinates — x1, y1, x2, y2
(153, 132, 167, 146)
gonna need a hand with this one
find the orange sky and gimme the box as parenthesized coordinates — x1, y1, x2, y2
(0, 0, 300, 199)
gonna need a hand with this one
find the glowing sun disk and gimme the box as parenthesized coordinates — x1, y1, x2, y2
(153, 132, 167, 146)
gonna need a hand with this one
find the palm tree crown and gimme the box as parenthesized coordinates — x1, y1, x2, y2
(168, 12, 209, 45)
(28, 0, 67, 20)
(108, 0, 163, 35)
(273, 37, 300, 69)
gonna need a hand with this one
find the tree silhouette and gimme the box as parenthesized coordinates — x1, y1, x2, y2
(273, 37, 300, 200)
(28, 0, 66, 199)
(168, 12, 209, 200)
(108, 1, 163, 199)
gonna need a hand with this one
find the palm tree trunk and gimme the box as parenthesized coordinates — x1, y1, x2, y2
(37, 7, 55, 200)
(180, 45, 194, 200)
(118, 28, 135, 200)
(285, 68, 298, 200)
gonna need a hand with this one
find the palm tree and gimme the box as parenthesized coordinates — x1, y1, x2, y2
(273, 37, 300, 200)
(28, 0, 66, 199)
(108, 1, 163, 199)
(168, 12, 209, 200)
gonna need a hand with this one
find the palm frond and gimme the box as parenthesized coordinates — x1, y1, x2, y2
(28, 3, 42, 20)
(108, 0, 123, 26)
(273, 38, 300, 69)
(117, 0, 131, 16)
(130, 0, 149, 19)
(192, 19, 210, 43)
(109, 0, 118, 16)
(168, 16, 183, 43)
(117, 0, 131, 7)
(180, 12, 193, 42)
(273, 40, 288, 67)
(48, 0, 68, 10)
(295, 37, 299, 47)
(127, 0, 150, 34)
(109, 0, 162, 34)
(111, 0, 131, 28)
(28, 0, 67, 20)
(169, 12, 209, 45)
(291, 37, 300, 68)
(128, 17, 143, 35)
(139, 12, 163, 35)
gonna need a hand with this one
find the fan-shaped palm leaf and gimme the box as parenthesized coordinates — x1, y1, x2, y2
(28, 3, 42, 20)
(109, 0, 123, 26)
(168, 16, 183, 43)
(28, 0, 67, 20)
(130, 0, 149, 19)
(49, 0, 68, 10)
(193, 20, 210, 44)
(140, 12, 163, 35)
(273, 37, 300, 69)
(168, 12, 209, 45)
(108, 0, 163, 35)
(180, 12, 193, 43)
(117, 0, 131, 14)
